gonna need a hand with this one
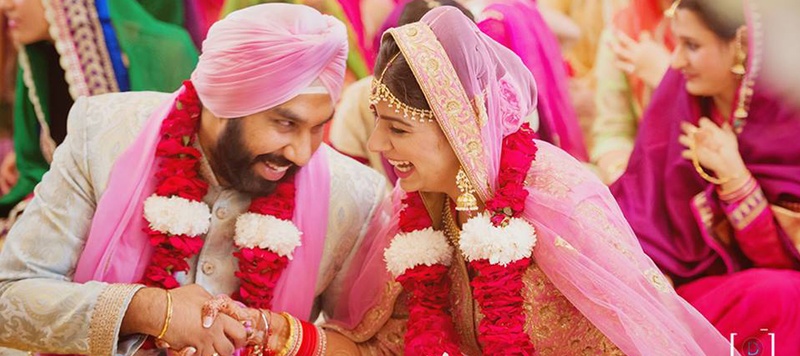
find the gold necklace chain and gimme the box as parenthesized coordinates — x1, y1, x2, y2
(441, 201, 461, 247)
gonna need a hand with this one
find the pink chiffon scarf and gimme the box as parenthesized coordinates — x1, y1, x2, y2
(328, 7, 735, 355)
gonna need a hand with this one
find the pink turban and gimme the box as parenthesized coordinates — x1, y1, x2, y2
(191, 3, 348, 118)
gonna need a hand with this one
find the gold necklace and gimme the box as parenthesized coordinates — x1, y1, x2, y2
(441, 201, 461, 247)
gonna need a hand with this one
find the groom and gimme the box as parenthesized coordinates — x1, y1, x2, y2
(0, 4, 386, 355)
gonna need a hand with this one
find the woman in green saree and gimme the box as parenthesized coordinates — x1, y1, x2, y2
(0, 0, 198, 216)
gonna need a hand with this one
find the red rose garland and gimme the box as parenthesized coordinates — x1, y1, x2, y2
(234, 180, 296, 309)
(395, 193, 462, 355)
(141, 80, 298, 311)
(141, 81, 207, 289)
(471, 123, 537, 355)
(392, 123, 538, 355)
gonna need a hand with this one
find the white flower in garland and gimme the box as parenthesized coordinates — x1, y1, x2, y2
(384, 227, 453, 277)
(144, 195, 211, 237)
(234, 213, 302, 259)
(460, 213, 537, 266)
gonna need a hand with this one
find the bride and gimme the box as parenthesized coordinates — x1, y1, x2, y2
(198, 6, 734, 356)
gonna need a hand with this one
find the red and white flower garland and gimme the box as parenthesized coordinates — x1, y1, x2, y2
(384, 123, 539, 355)
(384, 193, 462, 355)
(140, 80, 301, 310)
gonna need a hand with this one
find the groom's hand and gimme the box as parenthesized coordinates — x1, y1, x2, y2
(122, 284, 248, 356)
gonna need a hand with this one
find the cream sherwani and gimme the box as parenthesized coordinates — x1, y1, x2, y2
(0, 92, 388, 355)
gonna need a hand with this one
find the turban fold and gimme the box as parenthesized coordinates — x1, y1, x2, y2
(192, 3, 348, 118)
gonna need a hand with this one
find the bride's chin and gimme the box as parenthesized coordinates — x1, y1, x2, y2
(397, 179, 421, 193)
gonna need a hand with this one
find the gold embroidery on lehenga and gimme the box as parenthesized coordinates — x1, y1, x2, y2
(576, 203, 637, 263)
(521, 265, 623, 355)
(644, 268, 671, 293)
(444, 200, 621, 354)
(441, 203, 482, 355)
(473, 94, 488, 127)
(449, 252, 483, 355)
(554, 236, 577, 252)
(326, 281, 403, 342)
(366, 317, 406, 353)
(527, 148, 586, 198)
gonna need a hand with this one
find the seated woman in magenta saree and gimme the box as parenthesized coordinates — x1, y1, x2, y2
(315, 6, 731, 355)
(611, 0, 800, 354)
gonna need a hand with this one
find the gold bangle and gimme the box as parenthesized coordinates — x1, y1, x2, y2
(156, 289, 173, 339)
(277, 312, 300, 356)
(689, 144, 741, 185)
(259, 309, 270, 336)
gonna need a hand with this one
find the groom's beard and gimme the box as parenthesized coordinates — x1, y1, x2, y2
(208, 119, 299, 196)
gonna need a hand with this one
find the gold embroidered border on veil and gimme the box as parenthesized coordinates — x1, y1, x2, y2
(387, 22, 492, 203)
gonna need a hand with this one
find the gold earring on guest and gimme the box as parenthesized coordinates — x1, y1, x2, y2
(455, 169, 479, 212)
(731, 29, 747, 76)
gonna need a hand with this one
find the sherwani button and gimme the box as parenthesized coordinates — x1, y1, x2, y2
(216, 207, 228, 219)
(202, 261, 215, 275)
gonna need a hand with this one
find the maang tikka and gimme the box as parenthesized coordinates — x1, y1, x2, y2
(369, 52, 436, 123)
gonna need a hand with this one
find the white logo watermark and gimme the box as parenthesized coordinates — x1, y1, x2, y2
(730, 329, 775, 356)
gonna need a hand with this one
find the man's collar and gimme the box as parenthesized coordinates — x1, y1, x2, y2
(194, 138, 221, 188)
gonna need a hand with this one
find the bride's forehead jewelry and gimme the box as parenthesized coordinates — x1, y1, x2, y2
(369, 52, 436, 123)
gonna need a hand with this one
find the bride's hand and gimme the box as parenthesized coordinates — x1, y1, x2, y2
(201, 295, 267, 346)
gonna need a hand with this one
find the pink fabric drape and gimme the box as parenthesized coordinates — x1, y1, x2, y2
(478, 0, 588, 161)
(72, 3, 346, 320)
(328, 7, 734, 355)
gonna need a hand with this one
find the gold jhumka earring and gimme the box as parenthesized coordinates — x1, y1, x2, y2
(455, 169, 479, 212)
(731, 29, 747, 76)
(732, 28, 752, 127)
(369, 52, 436, 123)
